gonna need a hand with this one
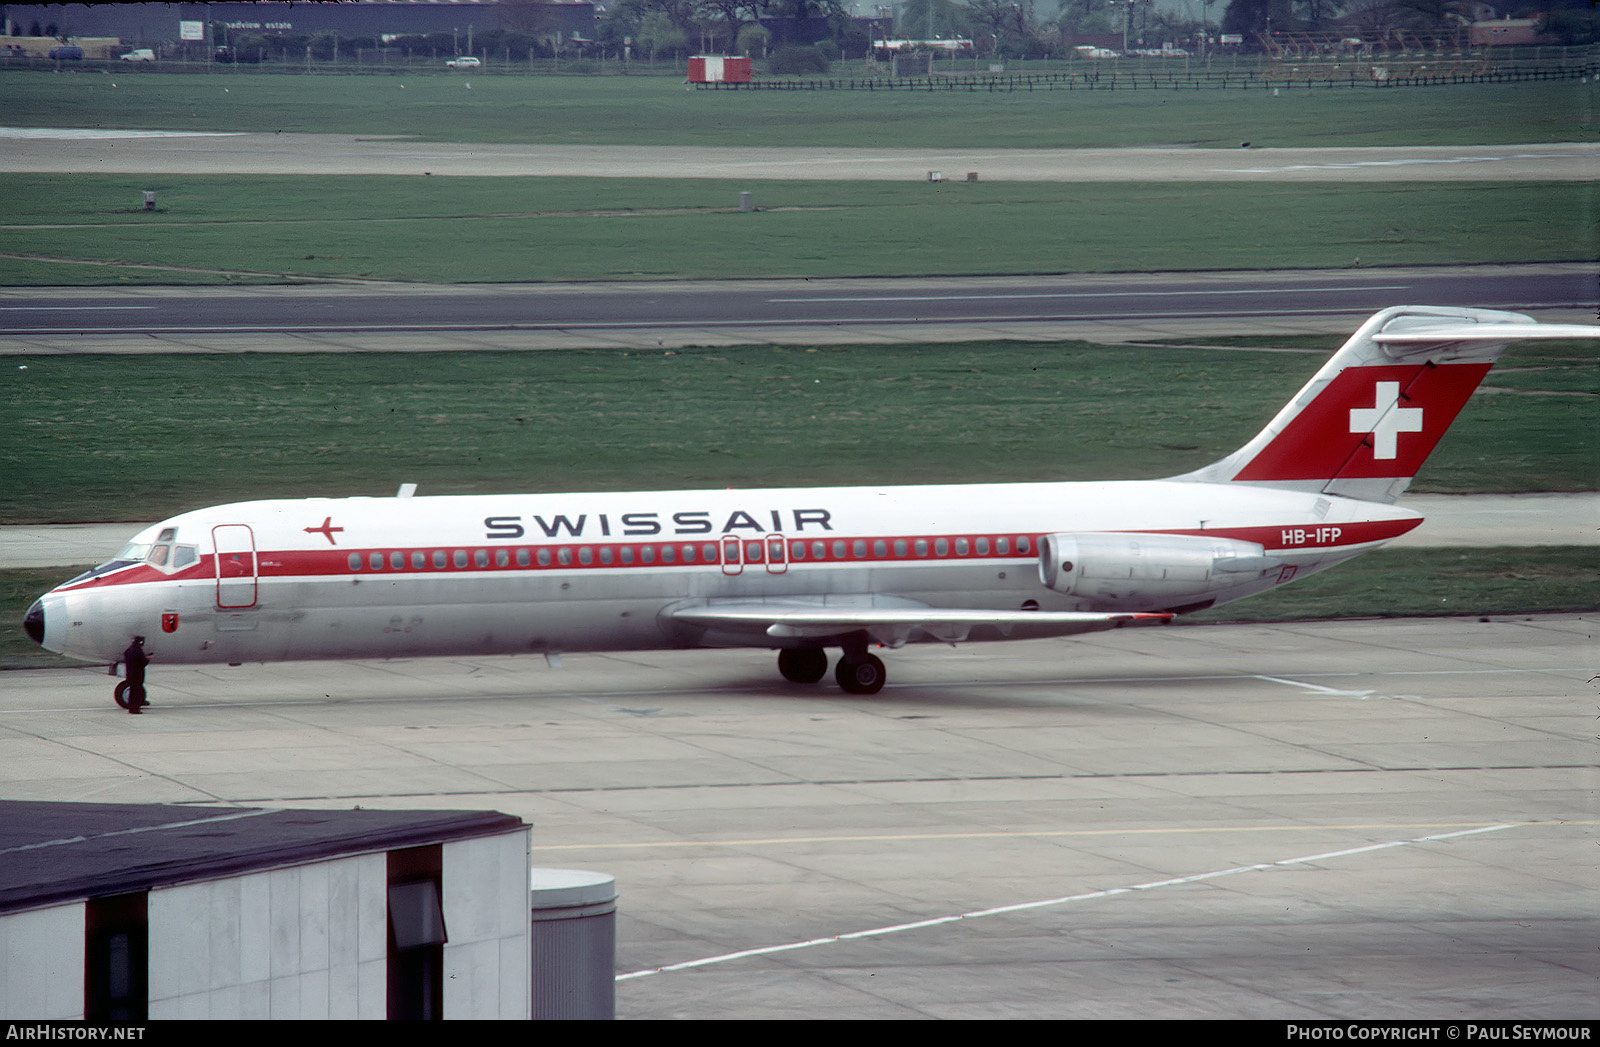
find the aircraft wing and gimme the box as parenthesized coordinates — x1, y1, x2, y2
(666, 598, 1172, 648)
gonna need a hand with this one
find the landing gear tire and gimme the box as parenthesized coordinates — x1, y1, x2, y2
(777, 647, 828, 684)
(835, 653, 886, 695)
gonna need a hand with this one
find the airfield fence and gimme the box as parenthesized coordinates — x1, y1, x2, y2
(695, 62, 1596, 92)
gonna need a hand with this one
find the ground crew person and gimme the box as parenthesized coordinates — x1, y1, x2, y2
(122, 636, 151, 714)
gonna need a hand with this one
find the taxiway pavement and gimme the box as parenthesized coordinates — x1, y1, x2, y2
(2, 131, 1595, 183)
(3, 615, 1595, 1018)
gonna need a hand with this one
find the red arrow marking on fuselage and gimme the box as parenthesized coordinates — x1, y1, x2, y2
(304, 517, 344, 545)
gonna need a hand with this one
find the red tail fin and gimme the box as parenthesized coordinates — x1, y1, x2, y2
(1173, 306, 1599, 503)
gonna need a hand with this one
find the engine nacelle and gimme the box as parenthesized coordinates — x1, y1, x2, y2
(1039, 532, 1278, 610)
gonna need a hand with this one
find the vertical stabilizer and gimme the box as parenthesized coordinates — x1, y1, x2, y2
(1172, 306, 1594, 503)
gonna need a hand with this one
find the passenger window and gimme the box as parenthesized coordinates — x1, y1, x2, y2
(370, 552, 383, 570)
(955, 538, 968, 555)
(516, 549, 530, 567)
(496, 549, 509, 567)
(935, 538, 949, 556)
(537, 548, 552, 567)
(474, 549, 489, 568)
(873, 540, 887, 557)
(640, 546, 655, 565)
(661, 545, 676, 564)
(413, 551, 425, 569)
(433, 551, 446, 568)
(1017, 536, 1031, 554)
(976, 537, 990, 555)
(349, 553, 362, 570)
(557, 548, 572, 566)
(391, 552, 404, 570)
(454, 550, 468, 568)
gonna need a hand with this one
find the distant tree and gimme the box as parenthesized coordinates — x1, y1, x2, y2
(637, 9, 685, 58)
(737, 22, 771, 55)
(1540, 0, 1599, 44)
(1221, 0, 1298, 39)
(1295, 0, 1343, 31)
(767, 42, 829, 72)
(897, 0, 976, 40)
(1389, 0, 1470, 33)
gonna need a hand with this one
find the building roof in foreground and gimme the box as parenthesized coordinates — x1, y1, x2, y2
(0, 800, 526, 915)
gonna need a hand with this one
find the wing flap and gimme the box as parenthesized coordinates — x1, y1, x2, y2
(667, 600, 1171, 648)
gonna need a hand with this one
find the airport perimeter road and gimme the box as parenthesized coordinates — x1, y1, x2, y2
(3, 616, 1595, 1018)
(1, 265, 1594, 354)
(2, 131, 1595, 183)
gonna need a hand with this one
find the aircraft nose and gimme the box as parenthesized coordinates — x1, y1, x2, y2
(24, 599, 44, 646)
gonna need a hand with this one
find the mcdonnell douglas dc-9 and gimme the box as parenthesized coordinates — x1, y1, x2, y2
(24, 307, 1600, 702)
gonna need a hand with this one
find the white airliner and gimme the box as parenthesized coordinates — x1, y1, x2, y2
(23, 306, 1599, 701)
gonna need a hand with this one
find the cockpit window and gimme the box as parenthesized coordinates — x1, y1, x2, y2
(172, 545, 198, 569)
(62, 559, 140, 587)
(147, 545, 170, 567)
(115, 542, 151, 562)
(157, 527, 177, 542)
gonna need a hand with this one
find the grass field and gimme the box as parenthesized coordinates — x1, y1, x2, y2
(4, 71, 1593, 283)
(5, 338, 1594, 526)
(3, 71, 1594, 148)
(2, 175, 1590, 284)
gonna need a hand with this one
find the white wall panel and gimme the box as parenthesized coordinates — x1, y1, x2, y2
(147, 853, 386, 1019)
(0, 903, 85, 1020)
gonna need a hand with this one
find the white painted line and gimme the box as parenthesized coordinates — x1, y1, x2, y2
(0, 127, 246, 140)
(615, 823, 1521, 981)
(1255, 674, 1377, 699)
(769, 285, 1409, 303)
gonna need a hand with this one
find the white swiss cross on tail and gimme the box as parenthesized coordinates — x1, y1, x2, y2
(1348, 381, 1423, 460)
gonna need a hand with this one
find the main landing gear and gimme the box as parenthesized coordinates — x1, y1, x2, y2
(776, 646, 887, 695)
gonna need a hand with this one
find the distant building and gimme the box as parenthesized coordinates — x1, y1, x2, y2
(1468, 18, 1544, 46)
(0, 2, 598, 49)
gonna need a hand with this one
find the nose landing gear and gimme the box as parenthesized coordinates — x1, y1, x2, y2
(113, 679, 149, 712)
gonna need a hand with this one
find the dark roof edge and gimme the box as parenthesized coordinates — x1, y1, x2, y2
(0, 808, 528, 916)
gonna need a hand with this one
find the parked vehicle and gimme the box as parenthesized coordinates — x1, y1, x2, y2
(48, 45, 84, 60)
(120, 48, 156, 61)
(446, 56, 480, 68)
